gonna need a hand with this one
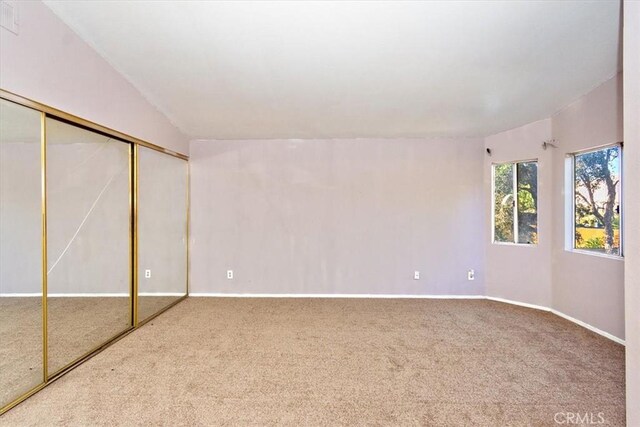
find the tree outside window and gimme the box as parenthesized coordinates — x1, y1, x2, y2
(573, 145, 622, 256)
(493, 161, 538, 245)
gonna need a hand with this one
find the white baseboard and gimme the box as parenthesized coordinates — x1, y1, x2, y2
(550, 308, 625, 345)
(48, 293, 128, 297)
(0, 293, 42, 297)
(2, 291, 623, 345)
(486, 296, 625, 345)
(0, 292, 184, 297)
(190, 293, 624, 345)
(485, 296, 551, 312)
(189, 293, 485, 299)
(139, 292, 186, 297)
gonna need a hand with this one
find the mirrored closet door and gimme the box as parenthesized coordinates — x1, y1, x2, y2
(46, 118, 131, 376)
(0, 89, 189, 414)
(0, 99, 44, 408)
(137, 146, 188, 323)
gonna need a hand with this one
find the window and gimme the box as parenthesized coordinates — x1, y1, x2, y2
(492, 160, 538, 244)
(572, 145, 622, 256)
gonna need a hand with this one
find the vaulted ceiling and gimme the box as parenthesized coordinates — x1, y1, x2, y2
(44, 1, 621, 140)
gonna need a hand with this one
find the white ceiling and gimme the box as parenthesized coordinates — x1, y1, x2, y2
(44, 1, 621, 140)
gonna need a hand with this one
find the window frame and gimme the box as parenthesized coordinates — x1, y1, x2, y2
(567, 143, 623, 259)
(491, 158, 539, 246)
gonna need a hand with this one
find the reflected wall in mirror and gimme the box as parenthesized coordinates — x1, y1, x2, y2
(46, 118, 131, 375)
(0, 99, 44, 407)
(137, 146, 188, 323)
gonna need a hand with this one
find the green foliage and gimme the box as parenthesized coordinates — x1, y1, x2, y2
(517, 189, 535, 213)
(577, 213, 601, 228)
(575, 148, 618, 182)
(612, 215, 620, 229)
(493, 161, 538, 244)
(574, 146, 620, 254)
(584, 237, 605, 249)
(494, 163, 514, 242)
(516, 162, 538, 244)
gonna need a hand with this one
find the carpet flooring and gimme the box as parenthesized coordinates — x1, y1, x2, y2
(0, 297, 42, 406)
(0, 298, 626, 426)
(0, 296, 180, 406)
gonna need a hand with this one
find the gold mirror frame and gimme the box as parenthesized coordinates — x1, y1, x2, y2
(0, 89, 189, 415)
(134, 145, 189, 326)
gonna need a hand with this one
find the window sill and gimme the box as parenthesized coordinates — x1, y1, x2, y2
(565, 248, 624, 261)
(492, 242, 537, 248)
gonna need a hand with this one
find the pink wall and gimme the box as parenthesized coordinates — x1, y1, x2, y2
(0, 1, 188, 155)
(483, 75, 624, 342)
(190, 138, 485, 296)
(623, 0, 640, 423)
(550, 74, 624, 341)
(484, 119, 553, 308)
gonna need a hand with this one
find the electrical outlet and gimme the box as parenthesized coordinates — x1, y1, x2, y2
(227, 270, 233, 280)
(467, 269, 475, 281)
(144, 269, 151, 279)
(414, 271, 420, 280)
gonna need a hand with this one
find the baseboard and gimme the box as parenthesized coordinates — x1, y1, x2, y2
(0, 292, 184, 297)
(139, 292, 186, 297)
(3, 291, 623, 345)
(485, 296, 551, 312)
(550, 308, 625, 345)
(486, 296, 625, 346)
(48, 293, 128, 297)
(190, 293, 624, 345)
(0, 293, 43, 297)
(189, 293, 485, 299)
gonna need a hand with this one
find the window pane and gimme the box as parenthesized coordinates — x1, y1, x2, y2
(493, 163, 514, 243)
(574, 146, 621, 256)
(516, 162, 538, 244)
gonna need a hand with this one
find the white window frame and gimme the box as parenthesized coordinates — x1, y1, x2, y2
(491, 159, 538, 246)
(566, 143, 623, 260)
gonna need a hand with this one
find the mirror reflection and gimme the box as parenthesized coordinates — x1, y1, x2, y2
(46, 118, 131, 375)
(0, 99, 44, 406)
(137, 146, 188, 322)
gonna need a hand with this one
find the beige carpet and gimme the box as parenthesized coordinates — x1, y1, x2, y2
(47, 297, 131, 375)
(139, 295, 184, 324)
(0, 296, 180, 406)
(0, 297, 43, 406)
(0, 298, 625, 426)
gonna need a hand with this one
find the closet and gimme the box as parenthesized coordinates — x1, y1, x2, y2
(0, 91, 189, 414)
